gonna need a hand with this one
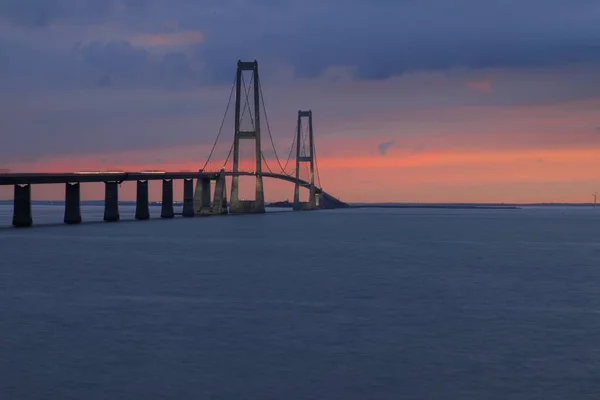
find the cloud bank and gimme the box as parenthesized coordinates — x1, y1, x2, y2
(2, 0, 600, 88)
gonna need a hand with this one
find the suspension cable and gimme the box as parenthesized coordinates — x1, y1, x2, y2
(301, 122, 309, 160)
(222, 140, 234, 170)
(201, 73, 236, 171)
(281, 121, 297, 173)
(204, 69, 305, 178)
(241, 73, 255, 130)
(224, 71, 253, 172)
(259, 78, 289, 175)
(312, 120, 322, 188)
(244, 70, 270, 173)
(298, 122, 310, 183)
(219, 71, 254, 172)
(261, 153, 273, 173)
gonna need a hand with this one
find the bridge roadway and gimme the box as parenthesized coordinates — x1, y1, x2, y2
(0, 171, 348, 212)
(0, 171, 320, 191)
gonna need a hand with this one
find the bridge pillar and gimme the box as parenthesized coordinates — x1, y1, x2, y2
(12, 184, 32, 227)
(64, 182, 82, 224)
(315, 191, 323, 209)
(182, 178, 195, 217)
(194, 177, 212, 215)
(161, 179, 174, 218)
(212, 170, 228, 215)
(135, 180, 150, 220)
(193, 177, 202, 213)
(229, 60, 265, 214)
(103, 181, 120, 222)
(293, 110, 317, 211)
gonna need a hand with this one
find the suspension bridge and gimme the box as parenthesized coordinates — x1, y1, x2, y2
(0, 60, 349, 227)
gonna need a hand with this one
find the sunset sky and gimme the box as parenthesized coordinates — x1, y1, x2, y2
(1, 0, 600, 203)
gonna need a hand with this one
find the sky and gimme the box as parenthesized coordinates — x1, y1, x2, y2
(1, 0, 600, 203)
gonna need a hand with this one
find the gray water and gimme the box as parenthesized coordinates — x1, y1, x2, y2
(1, 205, 600, 399)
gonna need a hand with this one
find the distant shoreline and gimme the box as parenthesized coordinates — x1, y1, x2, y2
(0, 200, 596, 208)
(349, 204, 520, 210)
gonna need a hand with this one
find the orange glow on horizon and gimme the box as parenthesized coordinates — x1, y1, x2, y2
(318, 147, 600, 169)
(3, 144, 600, 204)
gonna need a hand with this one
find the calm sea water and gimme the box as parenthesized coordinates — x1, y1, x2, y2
(1, 205, 600, 399)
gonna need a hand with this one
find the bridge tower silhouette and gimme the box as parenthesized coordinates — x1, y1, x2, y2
(293, 110, 319, 210)
(230, 60, 265, 214)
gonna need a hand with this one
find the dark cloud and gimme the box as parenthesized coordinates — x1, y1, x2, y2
(3, 0, 600, 85)
(0, 0, 62, 28)
(377, 140, 395, 156)
(196, 0, 600, 81)
(97, 74, 111, 87)
(0, 37, 204, 90)
(71, 40, 203, 88)
(78, 40, 148, 75)
(0, 0, 153, 27)
(0, 0, 116, 27)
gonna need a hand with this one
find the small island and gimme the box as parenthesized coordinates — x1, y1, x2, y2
(266, 200, 294, 208)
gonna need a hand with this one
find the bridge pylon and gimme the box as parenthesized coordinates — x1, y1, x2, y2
(229, 60, 265, 214)
(293, 110, 318, 210)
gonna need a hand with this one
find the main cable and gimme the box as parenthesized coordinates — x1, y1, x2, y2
(310, 116, 322, 188)
(259, 79, 289, 175)
(281, 121, 297, 174)
(241, 73, 255, 130)
(201, 73, 236, 171)
(313, 132, 322, 188)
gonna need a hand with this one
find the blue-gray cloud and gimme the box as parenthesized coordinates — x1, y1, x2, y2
(377, 140, 395, 156)
(2, 0, 600, 86)
(0, 0, 115, 28)
(196, 0, 600, 81)
(0, 0, 152, 28)
(74, 40, 201, 88)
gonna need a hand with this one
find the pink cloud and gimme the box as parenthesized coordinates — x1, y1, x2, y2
(466, 78, 493, 93)
(130, 30, 204, 47)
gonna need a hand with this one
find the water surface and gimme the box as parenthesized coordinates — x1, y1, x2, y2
(1, 206, 599, 399)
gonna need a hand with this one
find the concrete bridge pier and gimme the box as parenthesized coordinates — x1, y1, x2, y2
(230, 176, 265, 214)
(315, 191, 322, 209)
(194, 177, 212, 215)
(293, 202, 317, 211)
(293, 188, 318, 211)
(135, 180, 150, 220)
(182, 178, 195, 217)
(63, 182, 82, 224)
(103, 181, 120, 222)
(161, 179, 174, 218)
(12, 184, 32, 227)
(212, 171, 228, 215)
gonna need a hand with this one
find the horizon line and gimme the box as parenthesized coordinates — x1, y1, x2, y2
(0, 200, 597, 206)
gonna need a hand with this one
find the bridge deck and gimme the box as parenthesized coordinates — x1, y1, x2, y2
(0, 172, 218, 185)
(0, 171, 317, 190)
(0, 171, 349, 207)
